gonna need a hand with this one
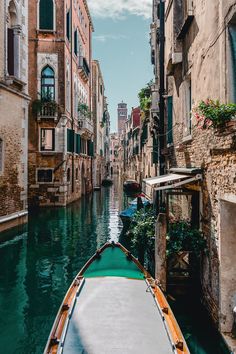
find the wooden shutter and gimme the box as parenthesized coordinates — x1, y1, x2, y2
(39, 0, 53, 30)
(7, 28, 14, 76)
(229, 26, 236, 102)
(167, 96, 173, 144)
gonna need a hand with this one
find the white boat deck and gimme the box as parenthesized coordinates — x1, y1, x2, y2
(61, 277, 176, 354)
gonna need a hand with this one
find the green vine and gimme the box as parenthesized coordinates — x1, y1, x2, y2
(194, 99, 236, 129)
(128, 209, 156, 270)
(167, 220, 206, 258)
(138, 81, 152, 112)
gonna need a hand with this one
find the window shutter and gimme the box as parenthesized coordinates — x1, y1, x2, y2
(67, 129, 74, 152)
(67, 10, 71, 41)
(74, 30, 78, 55)
(167, 96, 173, 144)
(76, 134, 81, 154)
(7, 28, 14, 75)
(39, 0, 54, 30)
(229, 26, 236, 102)
(152, 135, 159, 164)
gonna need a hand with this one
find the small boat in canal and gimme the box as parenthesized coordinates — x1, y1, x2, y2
(123, 179, 141, 194)
(101, 177, 113, 186)
(119, 195, 151, 224)
(44, 242, 189, 354)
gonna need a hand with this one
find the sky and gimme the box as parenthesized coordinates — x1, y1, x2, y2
(87, 0, 153, 132)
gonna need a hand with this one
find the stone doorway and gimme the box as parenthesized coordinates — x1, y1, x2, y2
(219, 198, 236, 334)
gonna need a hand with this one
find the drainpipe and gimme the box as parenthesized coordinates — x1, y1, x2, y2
(158, 0, 165, 208)
(70, 0, 75, 194)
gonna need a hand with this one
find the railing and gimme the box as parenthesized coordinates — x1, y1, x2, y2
(36, 102, 58, 121)
(78, 117, 94, 134)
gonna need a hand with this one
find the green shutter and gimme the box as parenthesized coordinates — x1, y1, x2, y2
(141, 123, 148, 147)
(229, 26, 236, 102)
(167, 96, 173, 144)
(67, 10, 71, 41)
(39, 0, 54, 30)
(76, 134, 81, 154)
(152, 135, 159, 164)
(88, 140, 94, 157)
(67, 129, 74, 153)
(74, 30, 78, 55)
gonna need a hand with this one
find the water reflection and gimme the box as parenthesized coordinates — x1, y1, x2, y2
(0, 177, 127, 354)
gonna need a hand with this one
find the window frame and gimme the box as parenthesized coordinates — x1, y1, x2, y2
(40, 128, 55, 152)
(41, 66, 55, 101)
(38, 0, 56, 32)
(36, 168, 54, 184)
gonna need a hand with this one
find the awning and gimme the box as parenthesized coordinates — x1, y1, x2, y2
(142, 173, 202, 198)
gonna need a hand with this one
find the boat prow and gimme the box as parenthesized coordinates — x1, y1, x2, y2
(44, 242, 189, 354)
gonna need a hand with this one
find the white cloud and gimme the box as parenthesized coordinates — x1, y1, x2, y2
(87, 0, 152, 19)
(94, 34, 128, 42)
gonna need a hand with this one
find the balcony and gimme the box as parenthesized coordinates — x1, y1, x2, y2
(78, 56, 90, 81)
(78, 117, 94, 136)
(32, 99, 59, 122)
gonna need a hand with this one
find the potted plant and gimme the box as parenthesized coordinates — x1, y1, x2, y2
(193, 99, 236, 129)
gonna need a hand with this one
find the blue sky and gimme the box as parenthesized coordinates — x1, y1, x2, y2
(87, 0, 153, 132)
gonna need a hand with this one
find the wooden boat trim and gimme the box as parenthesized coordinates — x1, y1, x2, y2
(44, 277, 85, 354)
(44, 242, 189, 354)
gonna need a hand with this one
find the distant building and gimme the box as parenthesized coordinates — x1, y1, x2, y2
(92, 60, 110, 187)
(117, 102, 127, 135)
(0, 0, 29, 232)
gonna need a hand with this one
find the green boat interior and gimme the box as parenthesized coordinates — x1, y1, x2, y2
(55, 245, 178, 354)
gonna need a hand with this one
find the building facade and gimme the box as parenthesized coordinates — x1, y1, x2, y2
(151, 0, 236, 350)
(117, 102, 127, 135)
(92, 60, 110, 187)
(110, 133, 123, 175)
(0, 0, 29, 232)
(28, 0, 94, 207)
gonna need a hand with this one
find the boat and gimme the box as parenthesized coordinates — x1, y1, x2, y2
(120, 195, 151, 224)
(101, 178, 113, 186)
(123, 179, 141, 194)
(44, 242, 189, 354)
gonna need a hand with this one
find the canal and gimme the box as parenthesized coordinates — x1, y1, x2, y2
(0, 178, 230, 354)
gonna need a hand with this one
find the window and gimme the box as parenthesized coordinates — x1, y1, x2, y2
(0, 139, 3, 173)
(37, 169, 53, 183)
(66, 9, 71, 41)
(7, 1, 18, 77)
(39, 0, 54, 31)
(74, 29, 78, 55)
(41, 66, 55, 100)
(183, 78, 192, 137)
(167, 96, 173, 144)
(41, 129, 55, 151)
(229, 25, 236, 102)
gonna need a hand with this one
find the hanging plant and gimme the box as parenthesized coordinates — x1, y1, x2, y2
(138, 81, 152, 113)
(193, 99, 236, 129)
(78, 103, 91, 118)
(32, 93, 60, 116)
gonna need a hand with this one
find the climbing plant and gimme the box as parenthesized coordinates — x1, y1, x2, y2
(138, 81, 152, 113)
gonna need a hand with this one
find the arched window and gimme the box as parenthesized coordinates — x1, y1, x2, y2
(39, 0, 54, 31)
(41, 66, 55, 100)
(7, 1, 18, 76)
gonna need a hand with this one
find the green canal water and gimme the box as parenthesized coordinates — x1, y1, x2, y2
(0, 178, 230, 354)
